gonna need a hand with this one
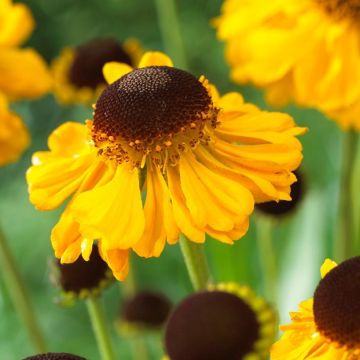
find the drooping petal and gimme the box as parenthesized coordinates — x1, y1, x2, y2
(99, 243, 129, 281)
(103, 62, 133, 84)
(71, 165, 145, 251)
(133, 164, 179, 258)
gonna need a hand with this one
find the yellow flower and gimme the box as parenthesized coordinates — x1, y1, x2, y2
(0, 92, 30, 166)
(51, 37, 143, 105)
(271, 257, 360, 359)
(0, 0, 51, 99)
(26, 51, 305, 280)
(215, 0, 360, 130)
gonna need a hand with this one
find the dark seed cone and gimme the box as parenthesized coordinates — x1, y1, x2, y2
(165, 291, 260, 360)
(23, 353, 87, 360)
(314, 256, 360, 348)
(69, 37, 133, 88)
(120, 290, 172, 329)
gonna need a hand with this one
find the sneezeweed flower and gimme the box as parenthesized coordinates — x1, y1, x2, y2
(0, 92, 30, 166)
(165, 283, 277, 360)
(256, 171, 304, 218)
(271, 257, 360, 359)
(215, 0, 360, 130)
(26, 51, 305, 280)
(49, 244, 113, 305)
(0, 0, 51, 99)
(117, 290, 172, 334)
(24, 353, 87, 360)
(51, 37, 142, 105)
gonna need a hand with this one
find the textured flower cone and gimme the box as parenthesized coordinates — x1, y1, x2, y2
(271, 257, 360, 359)
(165, 283, 277, 360)
(0, 92, 29, 166)
(0, 0, 51, 100)
(51, 37, 142, 105)
(26, 51, 306, 280)
(215, 0, 360, 130)
(24, 353, 87, 360)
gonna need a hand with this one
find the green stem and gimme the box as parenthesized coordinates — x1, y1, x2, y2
(0, 226, 46, 352)
(256, 216, 277, 303)
(154, 0, 188, 69)
(131, 336, 149, 360)
(86, 297, 116, 360)
(179, 234, 211, 290)
(335, 129, 358, 261)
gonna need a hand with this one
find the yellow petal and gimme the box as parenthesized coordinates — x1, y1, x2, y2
(133, 164, 179, 258)
(102, 62, 133, 85)
(60, 238, 82, 264)
(81, 238, 94, 261)
(138, 51, 174, 68)
(71, 165, 145, 250)
(320, 259, 337, 278)
(100, 244, 129, 281)
(0, 2, 34, 47)
(0, 93, 29, 166)
(0, 47, 52, 99)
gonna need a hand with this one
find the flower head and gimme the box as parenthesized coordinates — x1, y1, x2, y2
(24, 353, 86, 360)
(165, 283, 277, 360)
(215, 0, 360, 129)
(271, 257, 360, 359)
(0, 92, 29, 166)
(51, 37, 142, 105)
(0, 0, 51, 99)
(27, 51, 305, 280)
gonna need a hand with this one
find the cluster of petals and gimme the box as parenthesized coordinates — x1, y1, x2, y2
(0, 0, 51, 166)
(215, 0, 360, 130)
(26, 52, 306, 280)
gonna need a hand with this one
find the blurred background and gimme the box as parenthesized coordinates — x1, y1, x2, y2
(0, 0, 346, 358)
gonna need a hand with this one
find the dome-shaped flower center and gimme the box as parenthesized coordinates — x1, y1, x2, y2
(24, 353, 86, 360)
(121, 290, 172, 327)
(69, 38, 132, 88)
(56, 244, 111, 295)
(314, 0, 360, 21)
(92, 66, 218, 168)
(314, 256, 360, 348)
(165, 291, 260, 360)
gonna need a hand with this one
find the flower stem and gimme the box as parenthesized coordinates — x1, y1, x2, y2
(154, 0, 188, 69)
(179, 234, 211, 290)
(336, 129, 358, 261)
(256, 216, 277, 303)
(0, 225, 46, 352)
(86, 297, 116, 360)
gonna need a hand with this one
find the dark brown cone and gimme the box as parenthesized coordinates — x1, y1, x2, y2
(23, 353, 87, 360)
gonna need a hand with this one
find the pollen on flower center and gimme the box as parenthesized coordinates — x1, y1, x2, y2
(92, 66, 218, 168)
(313, 256, 360, 348)
(69, 38, 133, 89)
(314, 0, 360, 21)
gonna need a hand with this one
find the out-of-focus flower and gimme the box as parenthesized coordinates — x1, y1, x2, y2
(26, 51, 305, 280)
(165, 282, 277, 360)
(0, 0, 51, 99)
(51, 37, 142, 105)
(271, 257, 360, 359)
(50, 243, 113, 304)
(0, 92, 29, 166)
(256, 170, 304, 218)
(117, 290, 172, 334)
(215, 0, 360, 130)
(24, 353, 87, 360)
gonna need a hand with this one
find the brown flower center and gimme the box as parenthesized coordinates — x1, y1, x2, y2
(69, 38, 132, 88)
(314, 256, 360, 349)
(314, 0, 360, 21)
(165, 291, 260, 360)
(92, 66, 218, 168)
(24, 353, 87, 360)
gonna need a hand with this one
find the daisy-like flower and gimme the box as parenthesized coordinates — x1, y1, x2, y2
(271, 257, 360, 359)
(0, 0, 51, 99)
(51, 37, 142, 105)
(215, 0, 360, 129)
(0, 92, 29, 166)
(165, 282, 277, 359)
(26, 51, 305, 280)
